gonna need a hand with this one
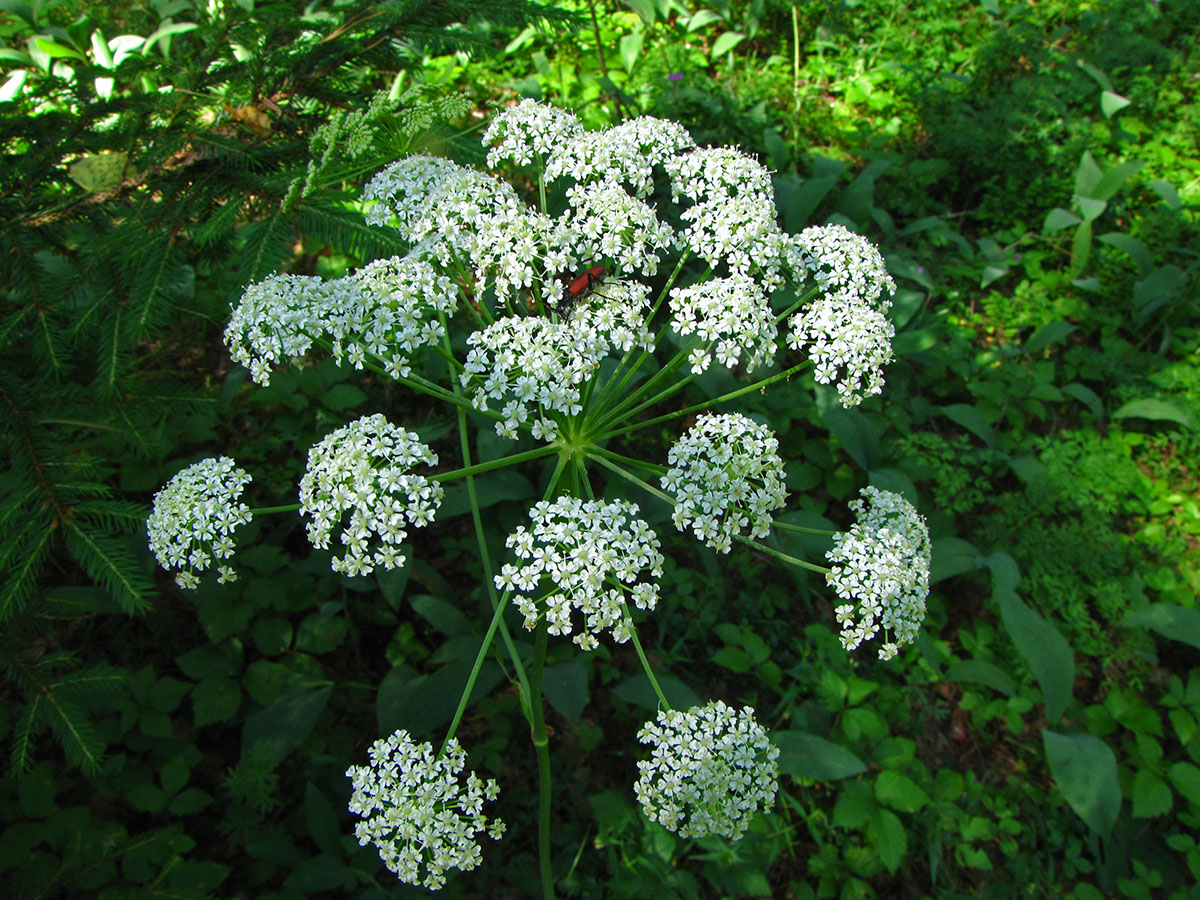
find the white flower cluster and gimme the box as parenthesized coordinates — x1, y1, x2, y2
(565, 181, 675, 277)
(568, 280, 655, 353)
(346, 730, 505, 891)
(785, 225, 897, 407)
(669, 275, 778, 374)
(146, 457, 253, 590)
(666, 146, 775, 205)
(544, 115, 696, 197)
(460, 316, 607, 441)
(827, 486, 930, 660)
(495, 497, 664, 650)
(225, 256, 458, 385)
(468, 208, 575, 305)
(635, 701, 779, 840)
(484, 98, 584, 169)
(786, 224, 896, 306)
(298, 415, 442, 577)
(661, 414, 788, 554)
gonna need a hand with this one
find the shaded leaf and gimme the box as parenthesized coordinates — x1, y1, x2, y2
(774, 730, 867, 781)
(1043, 730, 1120, 836)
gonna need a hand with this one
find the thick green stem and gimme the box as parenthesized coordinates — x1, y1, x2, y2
(430, 444, 560, 484)
(529, 621, 557, 900)
(589, 452, 675, 507)
(248, 503, 300, 515)
(732, 533, 830, 574)
(438, 590, 512, 757)
(626, 623, 671, 710)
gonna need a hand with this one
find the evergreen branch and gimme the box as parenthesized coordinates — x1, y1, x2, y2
(43, 695, 105, 777)
(9, 691, 40, 776)
(62, 523, 153, 616)
(0, 525, 53, 621)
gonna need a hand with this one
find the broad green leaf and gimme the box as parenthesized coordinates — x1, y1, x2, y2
(192, 677, 240, 727)
(294, 612, 348, 654)
(321, 383, 366, 412)
(33, 37, 83, 59)
(127, 782, 167, 813)
(821, 405, 881, 469)
(90, 29, 113, 68)
(1024, 320, 1076, 353)
(410, 594, 473, 637)
(982, 553, 1074, 722)
(613, 674, 701, 712)
(285, 854, 350, 892)
(160, 757, 189, 796)
(1069, 219, 1093, 277)
(304, 782, 342, 855)
(1092, 160, 1144, 201)
(866, 807, 906, 872)
(618, 31, 643, 75)
(833, 780, 875, 829)
(875, 770, 929, 812)
(940, 403, 995, 447)
(1076, 196, 1106, 222)
(685, 9, 723, 30)
(774, 730, 867, 780)
(168, 788, 213, 816)
(712, 645, 753, 673)
(543, 661, 588, 722)
(1098, 232, 1151, 273)
(0, 0, 34, 25)
(0, 48, 30, 63)
(1167, 761, 1200, 806)
(141, 20, 199, 56)
(1131, 769, 1172, 818)
(377, 661, 502, 737)
(1076, 59, 1113, 91)
(1061, 383, 1103, 418)
(1100, 91, 1131, 117)
(1074, 151, 1104, 198)
(241, 685, 332, 766)
(710, 31, 745, 57)
(1148, 179, 1182, 210)
(930, 537, 980, 583)
(1043, 208, 1081, 233)
(1121, 603, 1200, 650)
(1132, 265, 1184, 316)
(1043, 730, 1121, 836)
(1112, 398, 1194, 430)
(945, 659, 1016, 696)
(625, 0, 656, 24)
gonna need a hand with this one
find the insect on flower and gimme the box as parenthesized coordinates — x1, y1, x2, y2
(553, 263, 607, 317)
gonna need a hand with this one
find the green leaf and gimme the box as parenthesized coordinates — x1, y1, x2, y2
(624, 0, 656, 25)
(1043, 730, 1121, 836)
(1148, 179, 1182, 210)
(67, 152, 127, 193)
(711, 645, 753, 673)
(1112, 398, 1194, 430)
(875, 770, 929, 812)
(127, 781, 166, 813)
(159, 756, 189, 795)
(1121, 604, 1200, 650)
(542, 661, 587, 722)
(321, 383, 366, 412)
(377, 661, 503, 738)
(409, 594, 473, 637)
(1061, 383, 1103, 418)
(613, 674, 701, 712)
(774, 730, 867, 780)
(684, 9, 723, 30)
(284, 854, 350, 892)
(141, 20, 199, 56)
(1167, 761, 1200, 806)
(710, 31, 745, 57)
(982, 553, 1074, 722)
(940, 403, 996, 446)
(1069, 219, 1093, 277)
(1074, 151, 1104, 198)
(33, 37, 83, 59)
(1098, 232, 1152, 274)
(1024, 321, 1076, 353)
(1092, 159, 1143, 200)
(1076, 196, 1107, 222)
(192, 677, 241, 727)
(1131, 769, 1172, 818)
(930, 537, 980, 583)
(241, 685, 332, 766)
(821, 405, 881, 469)
(945, 660, 1016, 696)
(1043, 207, 1081, 233)
(866, 807, 907, 872)
(294, 612, 348, 654)
(304, 782, 342, 855)
(832, 780, 875, 829)
(618, 31, 643, 75)
(168, 787, 213, 816)
(0, 68, 28, 103)
(89, 29, 113, 68)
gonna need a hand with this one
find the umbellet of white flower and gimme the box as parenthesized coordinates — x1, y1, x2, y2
(827, 486, 930, 661)
(464, 208, 575, 306)
(362, 155, 521, 249)
(483, 97, 584, 169)
(494, 497, 664, 651)
(567, 279, 655, 353)
(564, 181, 676, 278)
(668, 275, 778, 375)
(147, 457, 253, 590)
(459, 316, 609, 441)
(785, 223, 896, 307)
(787, 293, 895, 407)
(298, 415, 442, 577)
(346, 730, 505, 891)
(545, 116, 696, 198)
(665, 146, 775, 206)
(635, 701, 779, 840)
(661, 414, 788, 554)
(678, 194, 788, 290)
(225, 274, 340, 386)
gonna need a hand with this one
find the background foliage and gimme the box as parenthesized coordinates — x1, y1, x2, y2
(1, 0, 1198, 898)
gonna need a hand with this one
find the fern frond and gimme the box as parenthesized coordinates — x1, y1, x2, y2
(296, 200, 409, 261)
(62, 522, 153, 616)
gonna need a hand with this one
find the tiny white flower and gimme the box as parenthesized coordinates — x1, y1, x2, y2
(483, 98, 584, 169)
(299, 415, 442, 575)
(147, 457, 253, 589)
(826, 486, 930, 660)
(661, 414, 788, 554)
(498, 497, 664, 650)
(635, 701, 779, 840)
(346, 730, 504, 890)
(669, 275, 778, 374)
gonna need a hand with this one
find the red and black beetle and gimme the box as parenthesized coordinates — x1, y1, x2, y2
(553, 263, 606, 318)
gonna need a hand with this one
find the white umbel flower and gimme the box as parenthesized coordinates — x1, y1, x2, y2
(147, 457, 253, 590)
(665, 146, 775, 206)
(483, 98, 584, 169)
(827, 486, 930, 660)
(563, 181, 676, 278)
(787, 294, 895, 408)
(346, 730, 505, 891)
(635, 701, 779, 840)
(495, 497, 664, 650)
(669, 275, 778, 374)
(546, 115, 697, 197)
(298, 415, 442, 577)
(678, 195, 788, 290)
(785, 224, 896, 306)
(224, 274, 338, 386)
(661, 414, 788, 554)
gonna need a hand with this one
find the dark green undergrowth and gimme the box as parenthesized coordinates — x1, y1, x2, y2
(2, 1, 1199, 898)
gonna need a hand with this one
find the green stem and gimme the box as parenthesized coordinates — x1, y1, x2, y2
(598, 360, 810, 443)
(530, 621, 557, 900)
(773, 520, 836, 536)
(626, 623, 671, 710)
(248, 503, 300, 515)
(438, 589, 512, 757)
(589, 452, 675, 507)
(732, 533, 830, 575)
(430, 444, 560, 484)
